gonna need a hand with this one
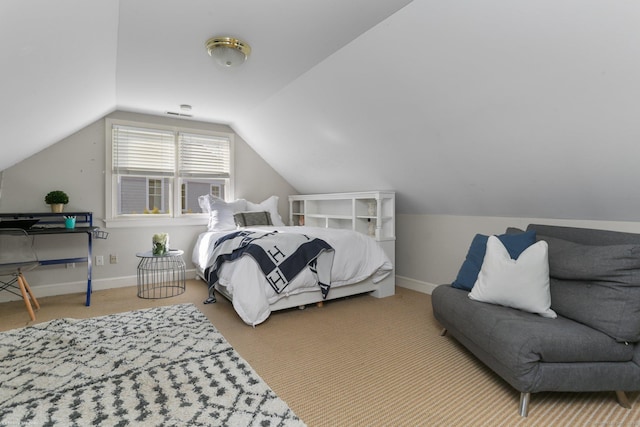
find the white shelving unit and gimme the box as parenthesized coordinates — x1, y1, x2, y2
(289, 191, 395, 240)
(289, 191, 395, 267)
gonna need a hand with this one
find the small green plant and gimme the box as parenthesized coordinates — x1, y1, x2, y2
(44, 190, 69, 205)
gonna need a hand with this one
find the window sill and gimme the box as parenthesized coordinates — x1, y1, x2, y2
(102, 216, 208, 229)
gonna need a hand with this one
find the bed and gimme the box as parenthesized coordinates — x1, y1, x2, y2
(192, 225, 394, 326)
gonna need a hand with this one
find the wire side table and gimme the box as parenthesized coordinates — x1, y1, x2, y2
(136, 250, 186, 299)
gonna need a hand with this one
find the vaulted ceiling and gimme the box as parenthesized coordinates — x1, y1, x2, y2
(3, 1, 640, 220)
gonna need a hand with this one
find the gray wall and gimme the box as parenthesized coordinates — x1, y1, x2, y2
(5, 109, 640, 303)
(396, 213, 640, 293)
(0, 111, 296, 302)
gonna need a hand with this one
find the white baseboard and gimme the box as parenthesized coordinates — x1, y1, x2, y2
(2, 271, 438, 302)
(0, 269, 199, 303)
(395, 275, 439, 295)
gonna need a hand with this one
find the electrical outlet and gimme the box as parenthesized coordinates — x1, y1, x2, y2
(66, 263, 75, 269)
(110, 254, 118, 264)
(95, 255, 104, 266)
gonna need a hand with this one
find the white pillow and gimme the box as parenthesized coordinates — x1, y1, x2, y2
(202, 197, 247, 231)
(246, 196, 285, 226)
(469, 235, 556, 318)
(197, 194, 215, 213)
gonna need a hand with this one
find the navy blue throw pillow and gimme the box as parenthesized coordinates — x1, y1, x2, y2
(451, 230, 537, 291)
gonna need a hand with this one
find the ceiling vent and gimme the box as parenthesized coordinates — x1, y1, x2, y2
(166, 111, 193, 118)
(166, 104, 193, 118)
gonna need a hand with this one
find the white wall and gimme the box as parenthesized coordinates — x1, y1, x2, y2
(396, 213, 640, 294)
(7, 108, 640, 304)
(0, 111, 296, 302)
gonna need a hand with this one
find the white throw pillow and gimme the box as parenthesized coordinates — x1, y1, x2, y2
(246, 196, 285, 226)
(197, 194, 215, 213)
(469, 235, 556, 318)
(204, 197, 247, 231)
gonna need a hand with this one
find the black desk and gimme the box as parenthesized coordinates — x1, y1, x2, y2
(0, 212, 107, 306)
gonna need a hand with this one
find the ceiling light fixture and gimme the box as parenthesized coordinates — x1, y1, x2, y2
(205, 36, 251, 68)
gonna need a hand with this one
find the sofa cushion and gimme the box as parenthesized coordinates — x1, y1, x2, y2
(528, 224, 640, 246)
(549, 278, 640, 343)
(489, 315, 634, 364)
(469, 236, 556, 318)
(544, 236, 640, 283)
(452, 230, 537, 291)
(433, 285, 635, 365)
(541, 235, 640, 342)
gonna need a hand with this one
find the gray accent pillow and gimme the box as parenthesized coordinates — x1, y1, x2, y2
(233, 211, 273, 227)
(541, 235, 640, 342)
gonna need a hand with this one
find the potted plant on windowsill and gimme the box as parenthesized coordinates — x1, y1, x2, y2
(44, 190, 69, 213)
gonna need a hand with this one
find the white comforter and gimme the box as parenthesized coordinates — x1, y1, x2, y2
(192, 226, 393, 325)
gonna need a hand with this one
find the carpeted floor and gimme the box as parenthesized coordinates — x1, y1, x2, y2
(1, 281, 638, 426)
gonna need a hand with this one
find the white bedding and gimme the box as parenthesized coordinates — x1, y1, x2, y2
(192, 226, 393, 325)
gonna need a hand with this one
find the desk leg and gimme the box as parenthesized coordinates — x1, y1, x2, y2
(85, 232, 93, 306)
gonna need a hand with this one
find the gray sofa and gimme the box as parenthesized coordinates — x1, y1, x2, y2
(431, 224, 640, 416)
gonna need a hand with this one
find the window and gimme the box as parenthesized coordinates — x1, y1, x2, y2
(147, 178, 165, 213)
(181, 180, 225, 213)
(106, 119, 233, 225)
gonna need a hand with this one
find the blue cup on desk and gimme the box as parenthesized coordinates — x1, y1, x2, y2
(64, 216, 76, 229)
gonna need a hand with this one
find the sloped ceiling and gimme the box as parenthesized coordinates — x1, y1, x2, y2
(3, 0, 640, 220)
(0, 1, 118, 167)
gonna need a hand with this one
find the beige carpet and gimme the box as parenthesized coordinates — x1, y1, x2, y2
(1, 281, 638, 426)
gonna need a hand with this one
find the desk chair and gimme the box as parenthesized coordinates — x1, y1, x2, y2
(0, 228, 40, 321)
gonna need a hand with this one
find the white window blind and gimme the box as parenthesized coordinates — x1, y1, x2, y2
(113, 125, 175, 176)
(106, 118, 234, 223)
(179, 132, 230, 178)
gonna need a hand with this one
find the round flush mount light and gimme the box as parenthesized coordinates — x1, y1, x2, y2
(205, 36, 251, 68)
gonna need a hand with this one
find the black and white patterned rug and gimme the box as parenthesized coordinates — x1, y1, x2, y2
(0, 304, 305, 426)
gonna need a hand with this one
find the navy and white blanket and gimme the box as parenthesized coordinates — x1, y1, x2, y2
(206, 230, 335, 299)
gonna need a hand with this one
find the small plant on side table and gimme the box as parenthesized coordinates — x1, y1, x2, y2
(44, 190, 69, 213)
